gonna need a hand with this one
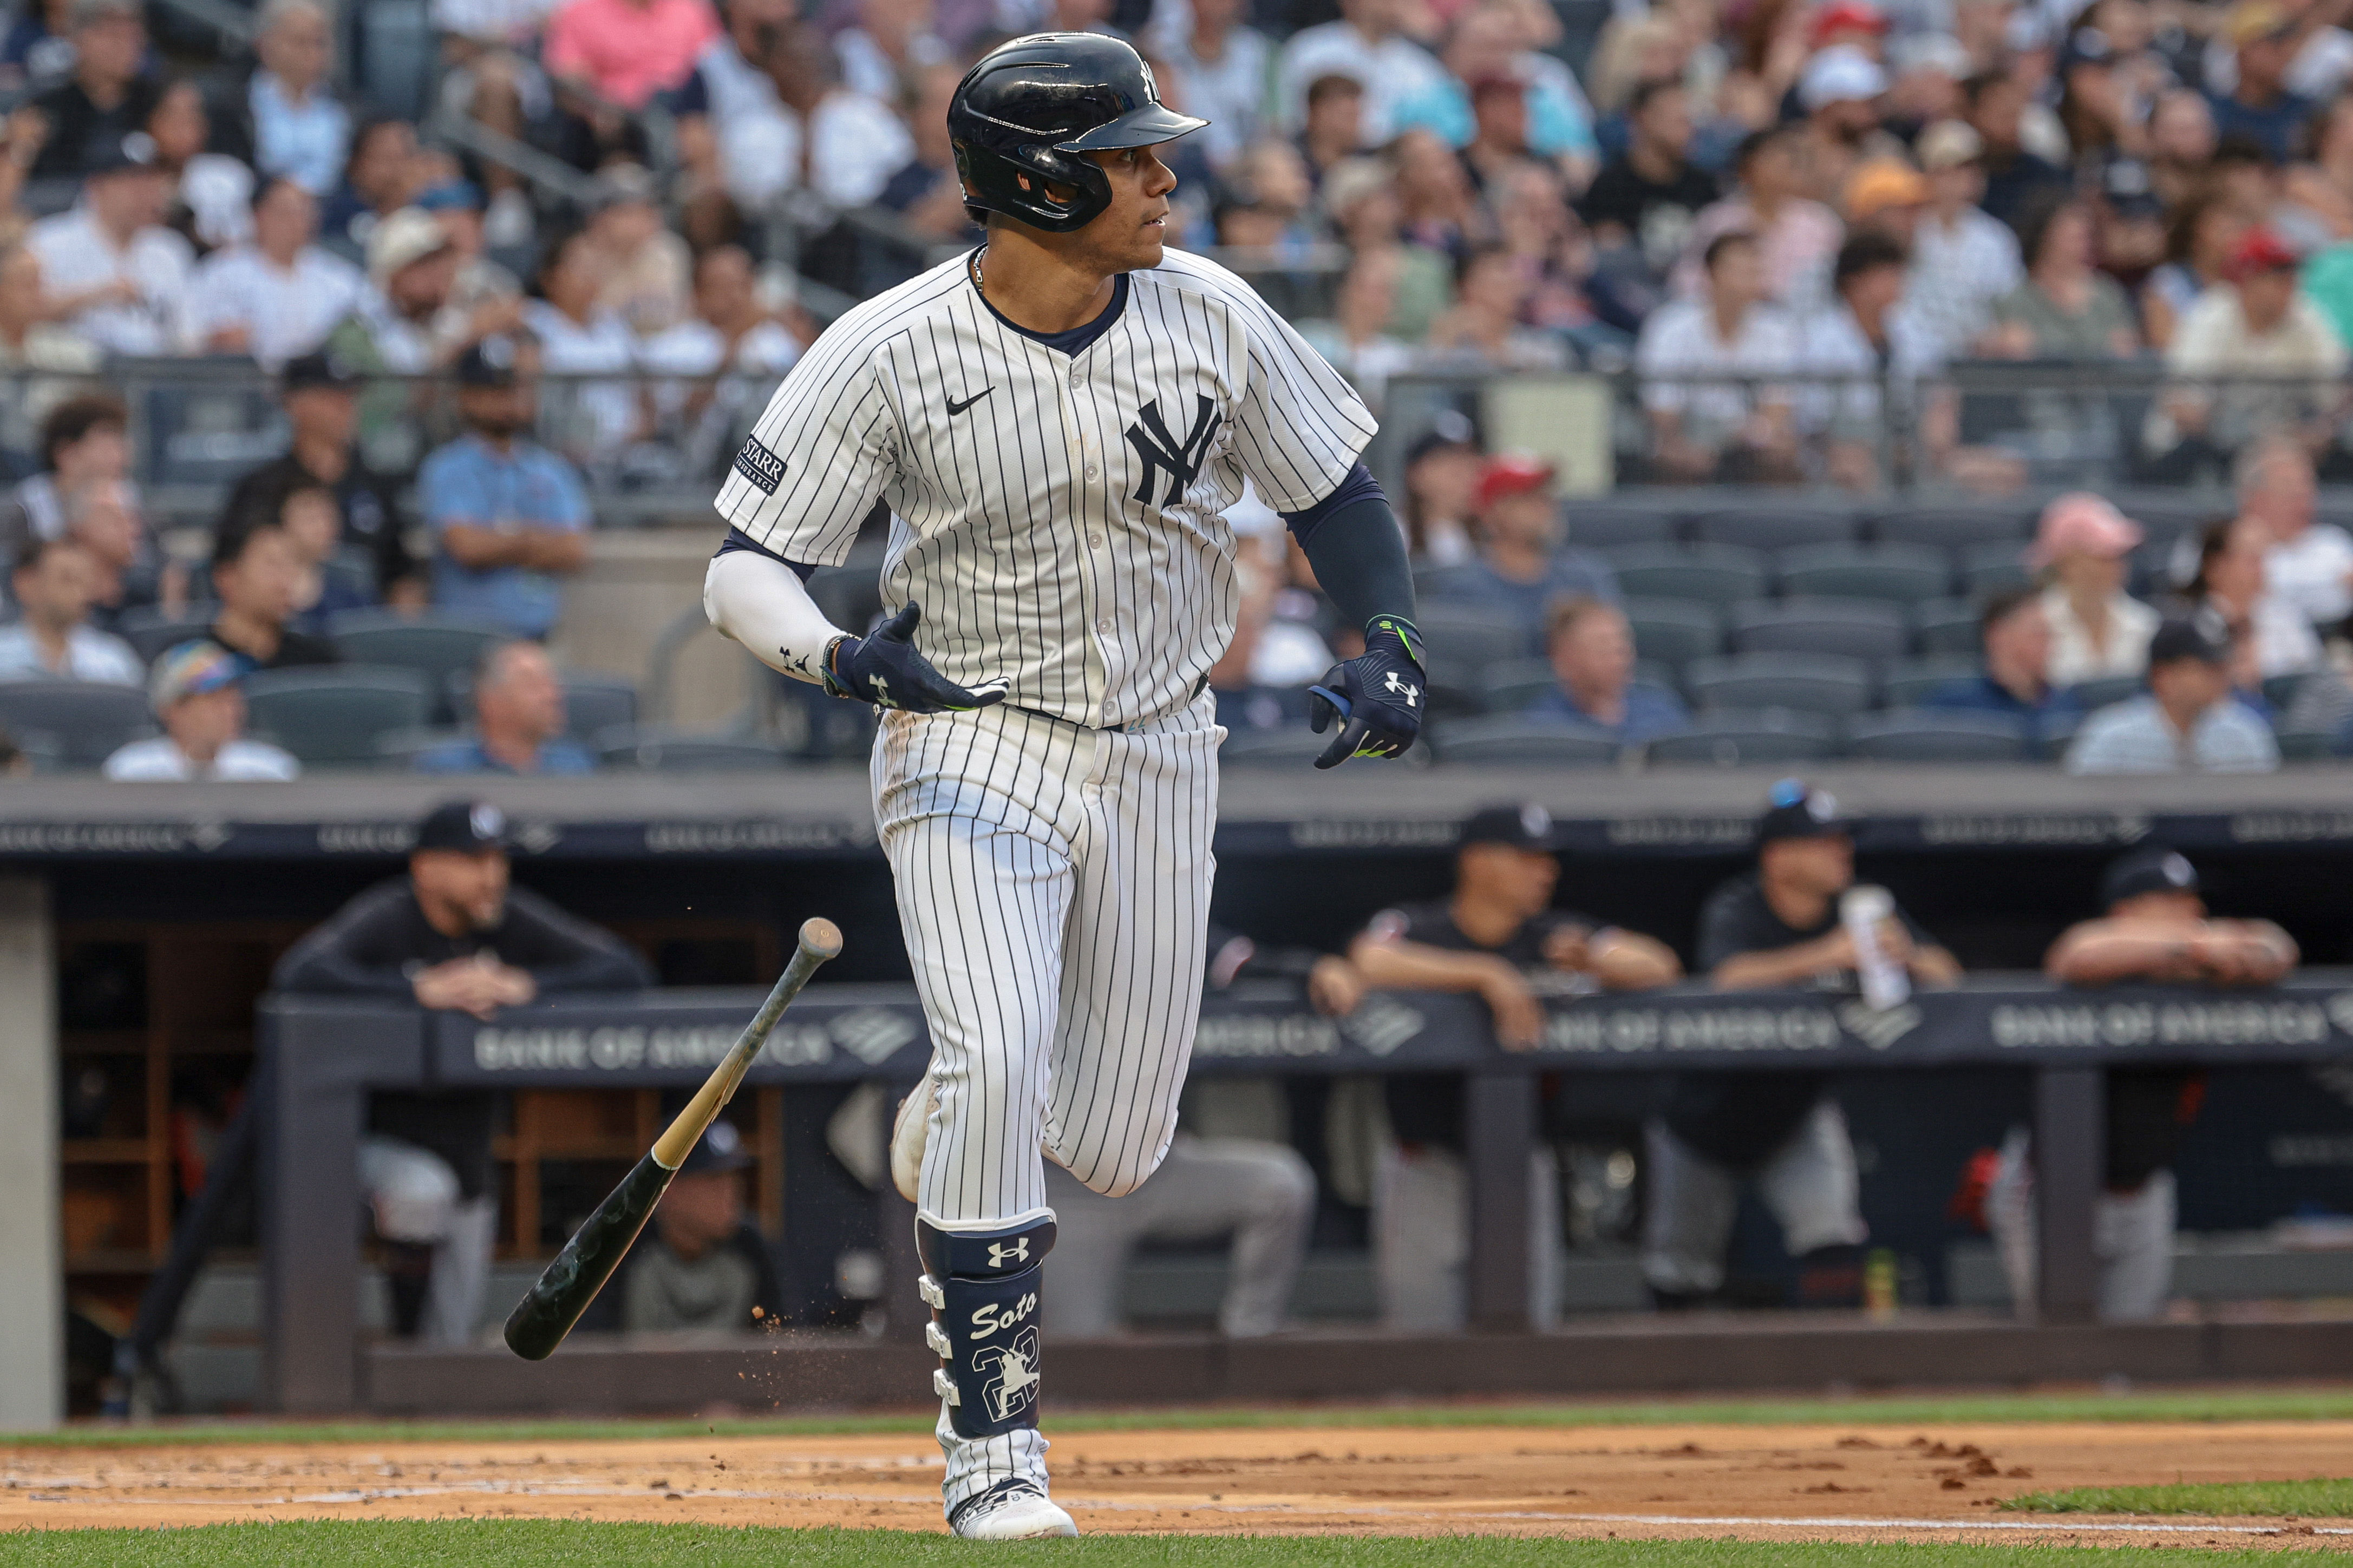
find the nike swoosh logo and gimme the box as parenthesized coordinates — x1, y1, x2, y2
(947, 387, 994, 416)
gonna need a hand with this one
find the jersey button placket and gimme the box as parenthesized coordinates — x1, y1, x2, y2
(1062, 352, 1113, 725)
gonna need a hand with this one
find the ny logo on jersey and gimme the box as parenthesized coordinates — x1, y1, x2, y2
(1125, 394, 1223, 508)
(987, 1238, 1029, 1269)
(1383, 672, 1420, 707)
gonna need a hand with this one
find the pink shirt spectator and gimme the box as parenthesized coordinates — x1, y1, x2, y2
(544, 0, 720, 108)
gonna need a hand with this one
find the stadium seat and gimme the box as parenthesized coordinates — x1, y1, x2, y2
(1562, 501, 1683, 548)
(1602, 543, 1769, 606)
(1687, 504, 1859, 550)
(1879, 655, 1984, 707)
(327, 612, 513, 722)
(2068, 674, 2143, 711)
(114, 607, 215, 666)
(1478, 658, 1559, 713)
(1218, 726, 1333, 766)
(1958, 541, 2033, 596)
(1622, 596, 1723, 668)
(1844, 708, 2031, 762)
(2263, 672, 2309, 713)
(2108, 490, 2231, 535)
(1913, 598, 1985, 655)
(1431, 716, 1620, 765)
(1728, 598, 1909, 660)
(1686, 652, 1875, 716)
(0, 681, 152, 768)
(1415, 599, 1541, 709)
(374, 726, 465, 767)
(9, 727, 62, 772)
(1775, 542, 1952, 604)
(595, 725, 788, 770)
(448, 668, 639, 741)
(1870, 506, 2033, 549)
(1643, 708, 1838, 765)
(245, 666, 433, 766)
(2277, 724, 2338, 762)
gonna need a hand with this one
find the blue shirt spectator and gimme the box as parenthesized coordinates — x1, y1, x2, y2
(1419, 454, 1618, 652)
(419, 339, 590, 640)
(2064, 616, 2280, 775)
(1919, 587, 2082, 744)
(246, 0, 350, 194)
(414, 640, 599, 776)
(415, 734, 596, 775)
(1524, 597, 1689, 742)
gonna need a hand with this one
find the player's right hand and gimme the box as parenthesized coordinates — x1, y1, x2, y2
(823, 602, 1009, 714)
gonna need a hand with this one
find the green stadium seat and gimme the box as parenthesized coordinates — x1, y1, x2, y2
(1687, 504, 1860, 550)
(1643, 708, 1839, 765)
(1603, 543, 1769, 607)
(1844, 709, 2031, 762)
(1871, 506, 2034, 549)
(327, 611, 512, 723)
(1880, 655, 1984, 707)
(0, 681, 153, 768)
(1775, 542, 1952, 604)
(1431, 716, 1620, 765)
(1913, 598, 1985, 655)
(1622, 596, 1723, 667)
(1687, 652, 1875, 716)
(1728, 598, 1908, 660)
(245, 666, 433, 767)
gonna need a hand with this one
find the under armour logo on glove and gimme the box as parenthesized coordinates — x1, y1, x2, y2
(824, 602, 1009, 714)
(1308, 615, 1426, 769)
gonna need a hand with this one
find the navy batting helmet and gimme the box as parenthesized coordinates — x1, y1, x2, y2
(948, 32, 1206, 234)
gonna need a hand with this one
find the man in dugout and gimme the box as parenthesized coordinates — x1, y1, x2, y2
(1351, 802, 1682, 1330)
(273, 799, 650, 1343)
(1644, 780, 1960, 1310)
(1986, 845, 2298, 1321)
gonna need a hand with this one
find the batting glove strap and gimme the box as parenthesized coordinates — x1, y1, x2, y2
(1306, 615, 1426, 769)
(824, 602, 1010, 713)
(918, 1217, 1056, 1440)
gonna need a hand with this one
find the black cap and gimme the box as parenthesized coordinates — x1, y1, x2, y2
(1461, 802, 1556, 851)
(1757, 777, 1849, 843)
(2098, 153, 2162, 219)
(415, 799, 509, 854)
(2148, 614, 2229, 667)
(2101, 845, 2199, 908)
(1406, 408, 1479, 467)
(282, 349, 362, 393)
(87, 129, 160, 177)
(456, 334, 523, 388)
(676, 1117, 755, 1176)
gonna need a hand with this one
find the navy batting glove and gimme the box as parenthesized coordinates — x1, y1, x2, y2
(824, 602, 1008, 713)
(1307, 614, 1425, 769)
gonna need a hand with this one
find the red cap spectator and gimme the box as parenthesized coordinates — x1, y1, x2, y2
(1810, 0, 1888, 51)
(1475, 453, 1555, 510)
(2226, 226, 2298, 280)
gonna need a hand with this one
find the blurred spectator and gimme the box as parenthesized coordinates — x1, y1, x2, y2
(525, 224, 641, 462)
(2147, 227, 2348, 478)
(1397, 411, 1480, 564)
(1299, 245, 1415, 413)
(2141, 191, 2247, 354)
(207, 510, 342, 670)
(240, 0, 349, 195)
(148, 77, 254, 253)
(2239, 435, 2353, 626)
(1391, 126, 1478, 260)
(415, 640, 596, 775)
(318, 117, 425, 255)
(639, 244, 803, 468)
(416, 180, 521, 356)
(1840, 158, 1925, 245)
(2066, 614, 2282, 773)
(335, 206, 459, 377)
(0, 241, 101, 456)
(1215, 139, 1317, 248)
(1425, 452, 1617, 646)
(1649, 780, 1956, 1310)
(1883, 30, 1970, 137)
(3, 392, 127, 552)
(26, 0, 155, 180)
(875, 63, 976, 241)
(710, 14, 910, 213)
(0, 536, 139, 682)
(2286, 93, 2353, 240)
(1635, 230, 1801, 484)
(1322, 155, 1452, 337)
(264, 472, 372, 628)
(2031, 492, 2156, 686)
(586, 1119, 781, 1333)
(1276, 0, 1448, 146)
(1395, 6, 1598, 192)
(1984, 194, 2140, 359)
(2147, 88, 2219, 214)
(1526, 595, 1689, 740)
(68, 477, 174, 628)
(28, 131, 189, 355)
(1673, 124, 1841, 315)
(664, 0, 786, 242)
(1964, 69, 2067, 228)
(587, 163, 689, 335)
(1923, 585, 2082, 731)
(0, 0, 73, 96)
(102, 639, 300, 780)
(1905, 121, 2023, 362)
(272, 799, 650, 1342)
(544, 0, 717, 110)
(833, 0, 945, 104)
(1297, 73, 1365, 186)
(1422, 243, 1568, 370)
(1576, 79, 1717, 317)
(1157, 0, 1267, 170)
(1352, 802, 1681, 1329)
(1206, 501, 1331, 726)
(185, 176, 365, 364)
(2000, 848, 2296, 1322)
(1808, 230, 1960, 491)
(223, 352, 418, 607)
(1795, 44, 1889, 210)
(2183, 515, 2322, 685)
(2207, 1, 2312, 166)
(419, 336, 589, 641)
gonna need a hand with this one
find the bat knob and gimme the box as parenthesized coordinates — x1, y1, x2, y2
(798, 917, 844, 960)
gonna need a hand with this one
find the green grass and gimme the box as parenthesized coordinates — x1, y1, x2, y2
(14, 1386, 2353, 1449)
(0, 1524, 2337, 1567)
(2004, 1479, 2353, 1517)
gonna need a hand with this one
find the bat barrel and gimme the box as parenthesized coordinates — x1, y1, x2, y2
(502, 1153, 674, 1360)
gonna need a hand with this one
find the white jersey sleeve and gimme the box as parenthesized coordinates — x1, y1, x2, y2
(1217, 273, 1379, 513)
(714, 315, 900, 565)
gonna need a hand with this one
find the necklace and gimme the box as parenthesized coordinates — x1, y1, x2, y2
(969, 244, 987, 293)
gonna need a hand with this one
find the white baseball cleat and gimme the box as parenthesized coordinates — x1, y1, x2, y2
(949, 1478, 1077, 1540)
(891, 1064, 935, 1204)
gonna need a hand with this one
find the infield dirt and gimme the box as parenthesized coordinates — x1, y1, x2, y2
(4, 1421, 2349, 1545)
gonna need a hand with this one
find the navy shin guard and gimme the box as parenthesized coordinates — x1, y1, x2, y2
(918, 1216, 1056, 1439)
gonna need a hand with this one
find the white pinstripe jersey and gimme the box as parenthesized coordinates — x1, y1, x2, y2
(713, 247, 1378, 729)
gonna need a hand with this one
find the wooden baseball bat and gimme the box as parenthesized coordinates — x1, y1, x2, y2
(502, 917, 844, 1360)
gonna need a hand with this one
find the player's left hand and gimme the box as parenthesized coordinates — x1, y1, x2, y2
(825, 602, 1009, 713)
(1307, 615, 1425, 769)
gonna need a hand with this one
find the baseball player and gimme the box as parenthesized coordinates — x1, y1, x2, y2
(703, 32, 1423, 1539)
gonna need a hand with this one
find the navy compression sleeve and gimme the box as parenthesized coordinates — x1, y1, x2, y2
(1279, 463, 1416, 635)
